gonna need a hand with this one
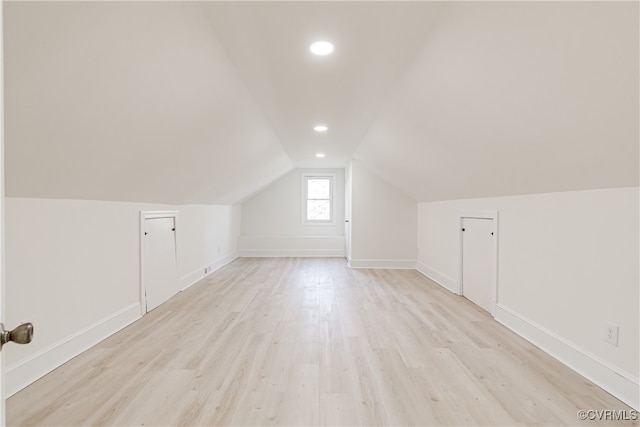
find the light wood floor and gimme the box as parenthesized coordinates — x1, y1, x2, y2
(7, 257, 638, 426)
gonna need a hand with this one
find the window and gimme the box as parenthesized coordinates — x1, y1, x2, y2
(302, 174, 334, 224)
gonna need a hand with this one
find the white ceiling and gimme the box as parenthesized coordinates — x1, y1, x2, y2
(201, 2, 443, 169)
(354, 1, 639, 201)
(4, 2, 638, 204)
(5, 2, 293, 205)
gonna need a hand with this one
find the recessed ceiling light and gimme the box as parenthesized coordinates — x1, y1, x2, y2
(310, 41, 334, 56)
(314, 125, 328, 132)
(315, 153, 326, 158)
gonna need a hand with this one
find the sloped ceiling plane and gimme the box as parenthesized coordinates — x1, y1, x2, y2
(5, 2, 638, 205)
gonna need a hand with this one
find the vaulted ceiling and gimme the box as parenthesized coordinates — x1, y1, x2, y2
(5, 1, 638, 205)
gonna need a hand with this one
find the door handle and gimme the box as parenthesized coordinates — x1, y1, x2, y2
(0, 323, 34, 350)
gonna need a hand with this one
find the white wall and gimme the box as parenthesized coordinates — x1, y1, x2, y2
(239, 169, 345, 257)
(4, 197, 241, 396)
(417, 187, 639, 408)
(349, 159, 417, 268)
(176, 204, 241, 288)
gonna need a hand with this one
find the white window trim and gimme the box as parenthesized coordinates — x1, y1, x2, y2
(301, 173, 336, 226)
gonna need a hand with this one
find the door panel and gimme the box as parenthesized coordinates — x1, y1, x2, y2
(462, 217, 494, 313)
(345, 170, 351, 262)
(1, 3, 4, 417)
(143, 218, 178, 312)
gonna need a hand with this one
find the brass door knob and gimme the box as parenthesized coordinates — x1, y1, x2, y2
(0, 323, 34, 350)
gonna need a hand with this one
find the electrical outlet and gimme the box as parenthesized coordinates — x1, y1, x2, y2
(604, 322, 618, 346)
(204, 267, 209, 275)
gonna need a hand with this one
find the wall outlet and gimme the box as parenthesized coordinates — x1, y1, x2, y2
(204, 267, 209, 275)
(604, 322, 619, 346)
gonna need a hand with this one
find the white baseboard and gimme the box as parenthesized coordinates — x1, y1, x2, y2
(180, 251, 238, 290)
(416, 261, 459, 294)
(348, 259, 416, 269)
(6, 302, 141, 398)
(238, 249, 345, 258)
(495, 304, 640, 410)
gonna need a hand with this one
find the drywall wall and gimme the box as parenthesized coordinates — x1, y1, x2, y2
(4, 197, 241, 395)
(349, 159, 417, 268)
(417, 187, 639, 407)
(239, 169, 345, 256)
(177, 204, 241, 287)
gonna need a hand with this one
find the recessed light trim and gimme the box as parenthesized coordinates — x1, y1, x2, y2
(314, 125, 328, 132)
(310, 41, 334, 56)
(315, 153, 326, 158)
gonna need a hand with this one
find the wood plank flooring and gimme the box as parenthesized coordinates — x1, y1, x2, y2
(7, 257, 638, 426)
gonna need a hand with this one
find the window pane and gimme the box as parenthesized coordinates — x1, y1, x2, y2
(307, 200, 331, 221)
(307, 179, 330, 199)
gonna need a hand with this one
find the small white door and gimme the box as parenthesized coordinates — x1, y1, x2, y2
(344, 168, 352, 262)
(461, 217, 494, 313)
(0, 5, 5, 418)
(143, 217, 178, 312)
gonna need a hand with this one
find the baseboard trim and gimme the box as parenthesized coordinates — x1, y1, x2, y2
(238, 249, 345, 258)
(349, 259, 416, 269)
(416, 262, 459, 294)
(6, 302, 141, 398)
(495, 304, 639, 410)
(180, 251, 238, 290)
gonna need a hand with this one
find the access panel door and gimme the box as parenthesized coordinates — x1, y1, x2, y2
(143, 217, 178, 312)
(461, 217, 494, 313)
